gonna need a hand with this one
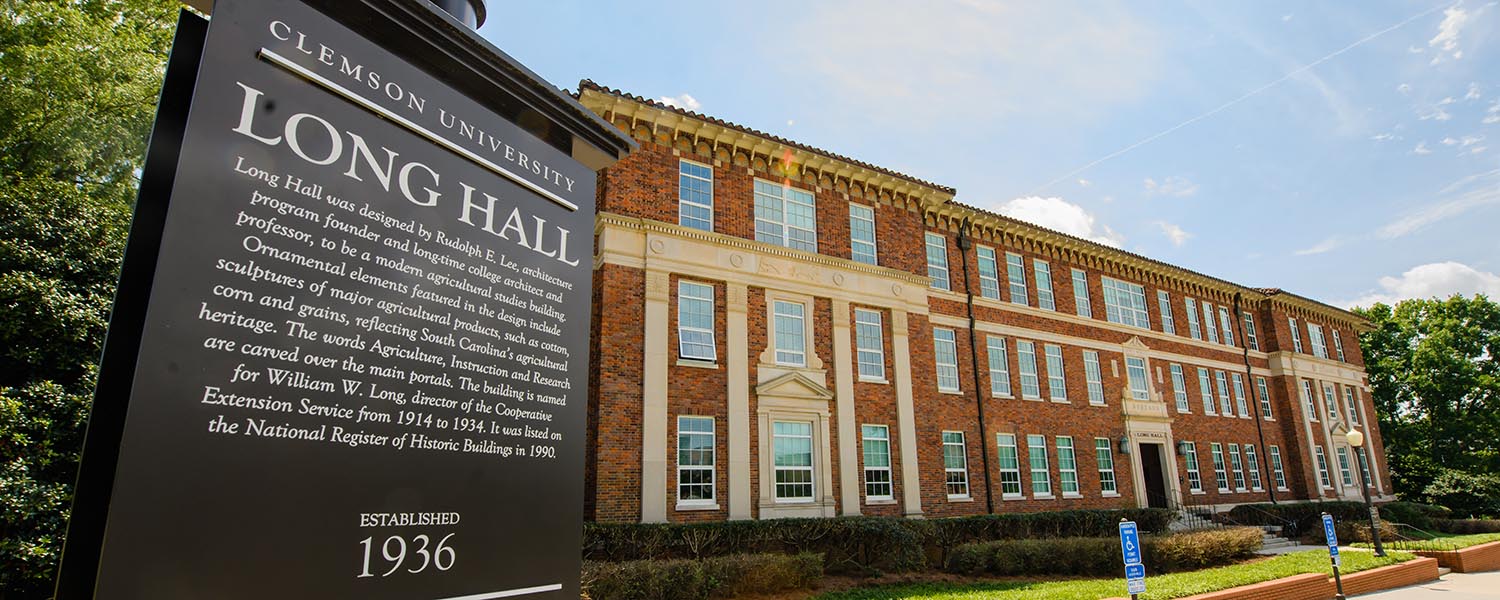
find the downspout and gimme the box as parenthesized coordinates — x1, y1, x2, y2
(956, 219, 995, 514)
(1234, 292, 1277, 504)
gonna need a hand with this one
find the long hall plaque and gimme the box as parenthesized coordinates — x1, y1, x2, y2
(61, 0, 619, 597)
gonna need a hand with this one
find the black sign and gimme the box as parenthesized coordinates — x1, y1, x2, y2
(59, 0, 616, 597)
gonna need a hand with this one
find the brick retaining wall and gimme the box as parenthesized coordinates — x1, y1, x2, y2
(1415, 541, 1500, 573)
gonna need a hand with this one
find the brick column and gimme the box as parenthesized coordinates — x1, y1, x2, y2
(832, 299, 859, 515)
(726, 282, 752, 520)
(891, 309, 923, 517)
(641, 269, 670, 523)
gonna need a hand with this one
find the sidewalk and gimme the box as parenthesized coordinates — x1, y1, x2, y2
(1354, 569, 1500, 599)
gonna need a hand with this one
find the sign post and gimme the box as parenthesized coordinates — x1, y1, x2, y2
(54, 1, 633, 598)
(1324, 512, 1346, 600)
(1119, 519, 1146, 599)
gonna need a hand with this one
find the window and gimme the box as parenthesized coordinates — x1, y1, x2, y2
(1345, 387, 1360, 425)
(847, 203, 878, 265)
(1211, 443, 1229, 492)
(1269, 445, 1288, 490)
(1231, 373, 1248, 417)
(1332, 329, 1346, 362)
(1289, 318, 1304, 353)
(1035, 260, 1055, 310)
(1017, 341, 1041, 399)
(933, 328, 960, 392)
(677, 416, 715, 503)
(1242, 312, 1260, 351)
(1095, 438, 1117, 495)
(772, 301, 806, 366)
(1228, 444, 1246, 491)
(942, 431, 969, 497)
(1057, 437, 1079, 496)
(1102, 277, 1150, 328)
(1171, 364, 1189, 412)
(1245, 445, 1263, 491)
(678, 160, 713, 231)
(1073, 269, 1092, 317)
(1215, 371, 1233, 416)
(1336, 446, 1354, 488)
(753, 180, 815, 252)
(1027, 434, 1052, 496)
(1044, 344, 1067, 401)
(1219, 306, 1235, 346)
(1256, 377, 1273, 420)
(678, 281, 716, 361)
(977, 247, 1001, 299)
(1309, 323, 1328, 359)
(1084, 351, 1105, 406)
(1185, 298, 1203, 340)
(862, 425, 892, 500)
(986, 336, 1011, 397)
(854, 308, 884, 380)
(1126, 357, 1150, 401)
(1314, 446, 1332, 489)
(1203, 302, 1220, 344)
(772, 421, 814, 501)
(1198, 367, 1216, 415)
(1006, 252, 1027, 305)
(997, 434, 1023, 497)
(1302, 380, 1318, 421)
(1322, 383, 1340, 421)
(924, 232, 949, 291)
(1158, 291, 1176, 334)
(1183, 441, 1203, 492)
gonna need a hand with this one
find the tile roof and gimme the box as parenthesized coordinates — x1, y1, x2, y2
(576, 80, 957, 195)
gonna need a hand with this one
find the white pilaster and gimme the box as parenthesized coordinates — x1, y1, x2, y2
(891, 309, 923, 516)
(641, 269, 670, 523)
(726, 282, 752, 519)
(832, 299, 860, 515)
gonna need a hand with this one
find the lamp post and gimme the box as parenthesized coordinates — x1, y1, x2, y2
(1345, 429, 1385, 557)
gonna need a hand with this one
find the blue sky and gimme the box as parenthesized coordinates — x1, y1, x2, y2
(479, 0, 1500, 309)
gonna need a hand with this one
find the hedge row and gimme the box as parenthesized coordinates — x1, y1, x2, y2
(1435, 519, 1500, 535)
(584, 509, 1173, 574)
(1225, 501, 1367, 536)
(582, 553, 821, 600)
(945, 527, 1262, 577)
(1377, 502, 1452, 530)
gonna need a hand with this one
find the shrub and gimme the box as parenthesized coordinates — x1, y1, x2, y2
(1226, 501, 1366, 537)
(1330, 520, 1400, 545)
(1378, 502, 1452, 530)
(1434, 519, 1500, 535)
(944, 528, 1261, 577)
(582, 553, 821, 600)
(583, 509, 1173, 573)
(1423, 469, 1500, 518)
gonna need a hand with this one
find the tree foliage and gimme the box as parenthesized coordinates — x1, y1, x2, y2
(0, 1, 178, 596)
(1354, 294, 1500, 509)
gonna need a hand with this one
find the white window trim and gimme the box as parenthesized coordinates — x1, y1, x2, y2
(1017, 340, 1041, 400)
(997, 433, 1024, 499)
(861, 424, 893, 501)
(1057, 436, 1080, 497)
(1228, 443, 1246, 492)
(1185, 298, 1203, 340)
(1315, 446, 1332, 490)
(925, 232, 950, 291)
(934, 328, 961, 393)
(1183, 441, 1203, 493)
(1101, 276, 1151, 329)
(753, 178, 817, 252)
(1158, 290, 1176, 335)
(1006, 252, 1028, 305)
(1202, 302, 1220, 344)
(676, 416, 716, 507)
(1035, 259, 1055, 311)
(678, 159, 714, 231)
(1044, 344, 1067, 402)
(1084, 350, 1106, 406)
(987, 335, 1012, 398)
(1027, 434, 1053, 498)
(1095, 437, 1119, 497)
(1242, 311, 1259, 351)
(1073, 269, 1092, 317)
(848, 202, 877, 265)
(942, 431, 970, 499)
(772, 420, 817, 503)
(1171, 364, 1189, 413)
(1289, 318, 1304, 353)
(1270, 445, 1289, 491)
(677, 280, 717, 362)
(977, 246, 1001, 300)
(1232, 373, 1249, 418)
(1256, 376, 1274, 420)
(1125, 356, 1152, 402)
(1245, 444, 1263, 492)
(1198, 368, 1216, 415)
(854, 308, 885, 381)
(1218, 306, 1235, 346)
(1211, 443, 1230, 492)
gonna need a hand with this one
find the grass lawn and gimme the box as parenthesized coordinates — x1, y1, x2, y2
(1357, 531, 1500, 551)
(815, 550, 1414, 600)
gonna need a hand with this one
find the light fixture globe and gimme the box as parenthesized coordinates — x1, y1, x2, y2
(1346, 429, 1365, 448)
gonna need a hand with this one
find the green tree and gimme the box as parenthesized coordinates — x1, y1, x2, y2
(0, 1, 178, 596)
(1354, 294, 1500, 507)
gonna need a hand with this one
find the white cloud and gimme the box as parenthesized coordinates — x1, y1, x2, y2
(1341, 262, 1500, 308)
(1398, 83, 1413, 94)
(1484, 100, 1500, 124)
(1371, 132, 1401, 141)
(1377, 167, 1500, 238)
(1413, 141, 1433, 154)
(1428, 6, 1474, 64)
(1143, 175, 1199, 197)
(991, 196, 1124, 247)
(1466, 82, 1483, 101)
(1408, 45, 1425, 54)
(765, 1, 1162, 123)
(1418, 104, 1452, 121)
(656, 93, 701, 111)
(1443, 134, 1485, 147)
(1154, 221, 1192, 246)
(1077, 178, 1092, 188)
(1295, 237, 1342, 256)
(1282, 14, 1294, 22)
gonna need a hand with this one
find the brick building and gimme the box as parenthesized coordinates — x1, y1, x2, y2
(575, 81, 1391, 524)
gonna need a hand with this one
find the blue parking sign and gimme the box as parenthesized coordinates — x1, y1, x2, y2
(1322, 514, 1339, 548)
(1119, 521, 1142, 565)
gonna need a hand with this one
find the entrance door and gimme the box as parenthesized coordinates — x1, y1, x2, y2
(1140, 443, 1169, 509)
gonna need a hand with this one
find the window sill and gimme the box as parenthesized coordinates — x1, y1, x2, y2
(859, 377, 889, 385)
(676, 359, 719, 369)
(993, 393, 1015, 400)
(675, 502, 720, 512)
(865, 498, 897, 505)
(1102, 492, 1120, 498)
(1002, 494, 1026, 501)
(947, 495, 973, 503)
(1190, 490, 1206, 495)
(1050, 398, 1070, 404)
(1090, 402, 1108, 407)
(939, 388, 964, 396)
(1276, 487, 1290, 492)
